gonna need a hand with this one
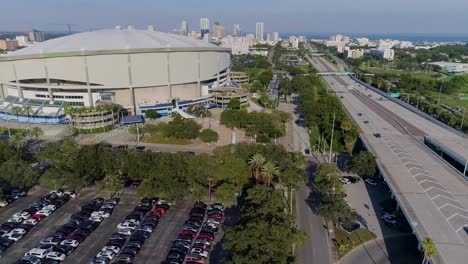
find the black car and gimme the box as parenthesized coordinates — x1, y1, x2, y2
(129, 234, 146, 243)
(53, 245, 75, 255)
(79, 220, 99, 231)
(73, 228, 92, 237)
(0, 237, 14, 248)
(107, 238, 126, 247)
(115, 253, 135, 263)
(120, 248, 138, 257)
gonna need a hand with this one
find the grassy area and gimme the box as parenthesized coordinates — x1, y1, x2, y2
(359, 66, 445, 80)
(142, 135, 192, 145)
(425, 88, 468, 109)
(335, 227, 377, 258)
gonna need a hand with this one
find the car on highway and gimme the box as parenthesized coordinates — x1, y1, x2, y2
(357, 113, 362, 116)
(365, 178, 378, 187)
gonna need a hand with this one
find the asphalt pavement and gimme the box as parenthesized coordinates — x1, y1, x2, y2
(1, 188, 97, 263)
(63, 189, 139, 264)
(134, 199, 193, 264)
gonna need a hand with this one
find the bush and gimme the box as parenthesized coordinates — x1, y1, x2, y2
(199, 129, 219, 143)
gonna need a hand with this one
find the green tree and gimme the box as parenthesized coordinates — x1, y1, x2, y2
(228, 98, 241, 110)
(248, 153, 266, 183)
(145, 109, 158, 119)
(261, 161, 280, 187)
(28, 127, 44, 140)
(199, 129, 219, 143)
(97, 174, 125, 198)
(8, 134, 26, 153)
(422, 237, 437, 264)
(0, 158, 38, 189)
(11, 106, 23, 121)
(347, 151, 377, 178)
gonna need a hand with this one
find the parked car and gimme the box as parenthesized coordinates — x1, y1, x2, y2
(45, 251, 66, 261)
(365, 178, 378, 187)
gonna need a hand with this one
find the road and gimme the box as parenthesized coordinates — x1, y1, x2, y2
(308, 53, 468, 264)
(288, 96, 332, 264)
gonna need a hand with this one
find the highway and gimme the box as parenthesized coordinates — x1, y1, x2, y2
(307, 49, 468, 264)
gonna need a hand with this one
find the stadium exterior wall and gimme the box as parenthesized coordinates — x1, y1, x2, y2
(0, 47, 230, 114)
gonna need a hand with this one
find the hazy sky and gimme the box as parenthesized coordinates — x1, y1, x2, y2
(1, 0, 467, 34)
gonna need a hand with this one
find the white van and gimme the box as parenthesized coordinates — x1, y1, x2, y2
(25, 248, 49, 259)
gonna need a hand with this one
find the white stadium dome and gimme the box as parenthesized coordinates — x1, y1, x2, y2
(0, 28, 231, 119)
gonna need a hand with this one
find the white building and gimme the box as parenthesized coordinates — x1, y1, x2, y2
(273, 32, 279, 42)
(15, 36, 31, 47)
(395, 41, 413, 49)
(345, 48, 364, 59)
(147, 25, 156, 32)
(356, 38, 369, 46)
(222, 36, 249, 55)
(200, 18, 210, 36)
(429, 62, 468, 75)
(289, 36, 299, 49)
(370, 48, 395, 60)
(255, 22, 264, 42)
(233, 24, 241, 37)
(181, 20, 188, 36)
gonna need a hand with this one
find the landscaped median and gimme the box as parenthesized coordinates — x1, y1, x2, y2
(334, 227, 377, 258)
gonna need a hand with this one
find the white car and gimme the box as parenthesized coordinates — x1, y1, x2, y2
(40, 236, 62, 245)
(36, 209, 53, 216)
(157, 200, 172, 206)
(7, 217, 23, 224)
(60, 239, 80, 248)
(101, 246, 121, 254)
(194, 239, 211, 246)
(92, 211, 111, 218)
(46, 251, 66, 261)
(13, 212, 31, 220)
(97, 250, 116, 260)
(43, 205, 57, 211)
(365, 179, 378, 187)
(339, 177, 351, 184)
(206, 218, 220, 225)
(0, 200, 9, 207)
(4, 232, 24, 241)
(10, 228, 28, 235)
(117, 222, 138, 230)
(23, 219, 39, 226)
(89, 216, 104, 223)
(190, 248, 209, 258)
(117, 228, 133, 236)
(64, 191, 77, 198)
(50, 190, 64, 197)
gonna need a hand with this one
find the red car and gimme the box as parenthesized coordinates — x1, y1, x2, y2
(197, 233, 214, 241)
(30, 214, 45, 221)
(148, 211, 162, 218)
(180, 230, 196, 238)
(207, 214, 222, 221)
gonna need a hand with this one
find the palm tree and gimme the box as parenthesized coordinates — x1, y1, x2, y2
(261, 161, 280, 187)
(422, 237, 437, 264)
(11, 106, 23, 121)
(340, 119, 352, 134)
(29, 127, 43, 140)
(23, 105, 32, 123)
(248, 153, 266, 183)
(9, 134, 26, 152)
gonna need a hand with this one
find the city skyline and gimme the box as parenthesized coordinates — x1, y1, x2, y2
(0, 0, 467, 34)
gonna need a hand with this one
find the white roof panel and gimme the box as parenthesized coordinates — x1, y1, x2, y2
(6, 29, 217, 57)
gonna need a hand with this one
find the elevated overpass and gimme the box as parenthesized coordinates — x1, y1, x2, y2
(308, 54, 468, 264)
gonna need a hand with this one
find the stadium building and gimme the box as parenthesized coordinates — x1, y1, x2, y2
(0, 28, 231, 123)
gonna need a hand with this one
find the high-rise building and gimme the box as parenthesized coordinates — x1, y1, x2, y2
(222, 36, 249, 55)
(213, 22, 224, 38)
(200, 18, 210, 36)
(15, 36, 30, 47)
(233, 24, 241, 37)
(181, 20, 188, 36)
(273, 32, 279, 42)
(255, 22, 264, 42)
(147, 25, 156, 31)
(27, 29, 44, 42)
(0, 39, 19, 51)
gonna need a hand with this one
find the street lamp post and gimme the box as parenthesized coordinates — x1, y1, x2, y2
(290, 188, 295, 215)
(437, 82, 443, 105)
(328, 111, 336, 164)
(460, 107, 465, 132)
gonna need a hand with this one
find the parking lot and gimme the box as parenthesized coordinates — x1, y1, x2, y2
(1, 188, 97, 262)
(63, 189, 140, 263)
(0, 188, 48, 224)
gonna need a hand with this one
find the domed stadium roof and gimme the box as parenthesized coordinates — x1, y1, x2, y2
(6, 28, 218, 57)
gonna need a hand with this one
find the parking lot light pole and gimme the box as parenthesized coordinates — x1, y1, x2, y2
(290, 188, 295, 215)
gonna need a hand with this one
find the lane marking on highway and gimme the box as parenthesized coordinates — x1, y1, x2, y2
(431, 194, 463, 203)
(425, 187, 456, 200)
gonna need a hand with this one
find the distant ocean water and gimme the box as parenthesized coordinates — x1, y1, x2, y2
(280, 33, 468, 43)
